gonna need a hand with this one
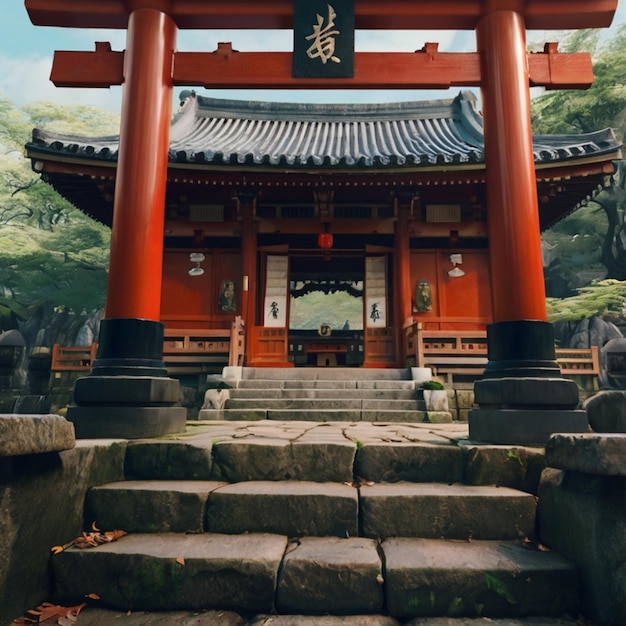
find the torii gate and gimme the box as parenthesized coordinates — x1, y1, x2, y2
(25, 0, 617, 442)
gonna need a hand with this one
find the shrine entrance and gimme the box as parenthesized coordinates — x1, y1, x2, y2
(288, 252, 365, 367)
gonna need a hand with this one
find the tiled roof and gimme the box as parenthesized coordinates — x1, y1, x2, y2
(28, 90, 620, 171)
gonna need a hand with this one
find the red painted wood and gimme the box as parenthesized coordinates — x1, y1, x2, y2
(477, 10, 547, 322)
(26, 0, 617, 31)
(394, 207, 413, 358)
(49, 45, 592, 90)
(105, 8, 176, 320)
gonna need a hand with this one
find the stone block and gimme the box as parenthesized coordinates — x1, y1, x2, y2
(67, 406, 187, 439)
(206, 481, 358, 537)
(360, 483, 535, 540)
(545, 433, 626, 476)
(86, 480, 226, 533)
(474, 377, 580, 408)
(355, 443, 463, 484)
(584, 390, 626, 433)
(212, 437, 355, 482)
(0, 414, 74, 457)
(0, 442, 126, 625)
(469, 408, 588, 445)
(73, 376, 181, 406)
(461, 443, 547, 494)
(276, 537, 383, 615)
(383, 537, 578, 619)
(538, 468, 626, 625)
(52, 533, 288, 613)
(125, 440, 214, 480)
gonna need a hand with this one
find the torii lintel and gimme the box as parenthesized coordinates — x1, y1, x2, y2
(50, 42, 594, 90)
(25, 0, 617, 31)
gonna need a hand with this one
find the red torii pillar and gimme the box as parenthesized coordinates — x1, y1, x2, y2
(68, 4, 188, 438)
(469, 7, 588, 443)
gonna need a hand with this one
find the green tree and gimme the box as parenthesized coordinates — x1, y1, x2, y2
(0, 92, 116, 315)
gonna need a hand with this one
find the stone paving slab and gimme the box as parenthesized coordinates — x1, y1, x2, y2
(52, 533, 288, 613)
(276, 537, 384, 615)
(361, 483, 536, 540)
(383, 538, 578, 620)
(545, 433, 626, 476)
(86, 480, 227, 533)
(206, 480, 358, 537)
(0, 413, 75, 456)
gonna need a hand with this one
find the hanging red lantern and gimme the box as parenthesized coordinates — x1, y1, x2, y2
(318, 232, 333, 249)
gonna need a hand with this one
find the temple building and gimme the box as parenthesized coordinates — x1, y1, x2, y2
(26, 89, 621, 369)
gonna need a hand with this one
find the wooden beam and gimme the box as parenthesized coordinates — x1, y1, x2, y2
(26, 0, 618, 31)
(49, 42, 593, 90)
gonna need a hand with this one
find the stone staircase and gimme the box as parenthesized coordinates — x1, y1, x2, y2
(49, 368, 580, 623)
(198, 367, 453, 423)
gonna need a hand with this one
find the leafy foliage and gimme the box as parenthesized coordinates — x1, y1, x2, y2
(0, 91, 116, 325)
(546, 280, 626, 323)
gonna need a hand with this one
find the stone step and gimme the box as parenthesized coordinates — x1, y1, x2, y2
(234, 379, 416, 390)
(86, 480, 535, 541)
(239, 367, 411, 381)
(222, 398, 423, 410)
(123, 421, 546, 491)
(51, 534, 577, 619)
(198, 407, 444, 422)
(227, 387, 419, 400)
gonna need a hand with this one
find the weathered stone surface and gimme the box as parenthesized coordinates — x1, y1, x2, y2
(206, 481, 358, 537)
(0, 441, 126, 625)
(545, 433, 626, 476)
(67, 405, 187, 439)
(360, 483, 535, 540)
(73, 376, 182, 405)
(212, 436, 355, 482)
(469, 408, 588, 445)
(424, 411, 453, 424)
(474, 378, 580, 408)
(251, 617, 399, 626)
(355, 442, 463, 483)
(276, 537, 383, 615)
(67, 608, 247, 625)
(538, 468, 626, 625)
(0, 414, 75, 456)
(383, 538, 578, 619)
(461, 444, 547, 494)
(86, 480, 226, 533)
(583, 390, 626, 433)
(52, 533, 288, 612)
(125, 440, 214, 479)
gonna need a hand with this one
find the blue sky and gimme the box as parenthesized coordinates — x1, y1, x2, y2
(1, 1, 624, 113)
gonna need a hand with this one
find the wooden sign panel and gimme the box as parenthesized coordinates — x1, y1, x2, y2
(293, 0, 354, 78)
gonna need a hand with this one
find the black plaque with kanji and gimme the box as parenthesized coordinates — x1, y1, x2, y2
(293, 0, 355, 78)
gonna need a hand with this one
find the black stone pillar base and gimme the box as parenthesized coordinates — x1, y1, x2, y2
(66, 318, 186, 439)
(469, 320, 589, 445)
(92, 318, 168, 377)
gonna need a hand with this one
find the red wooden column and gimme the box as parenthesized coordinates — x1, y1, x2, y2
(477, 8, 546, 324)
(241, 202, 258, 363)
(106, 7, 176, 321)
(394, 205, 413, 364)
(93, 5, 177, 377)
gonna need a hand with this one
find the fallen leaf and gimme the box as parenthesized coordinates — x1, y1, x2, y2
(176, 556, 185, 566)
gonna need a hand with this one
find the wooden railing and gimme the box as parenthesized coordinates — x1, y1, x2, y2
(163, 316, 244, 374)
(404, 322, 600, 388)
(50, 343, 98, 371)
(51, 317, 245, 377)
